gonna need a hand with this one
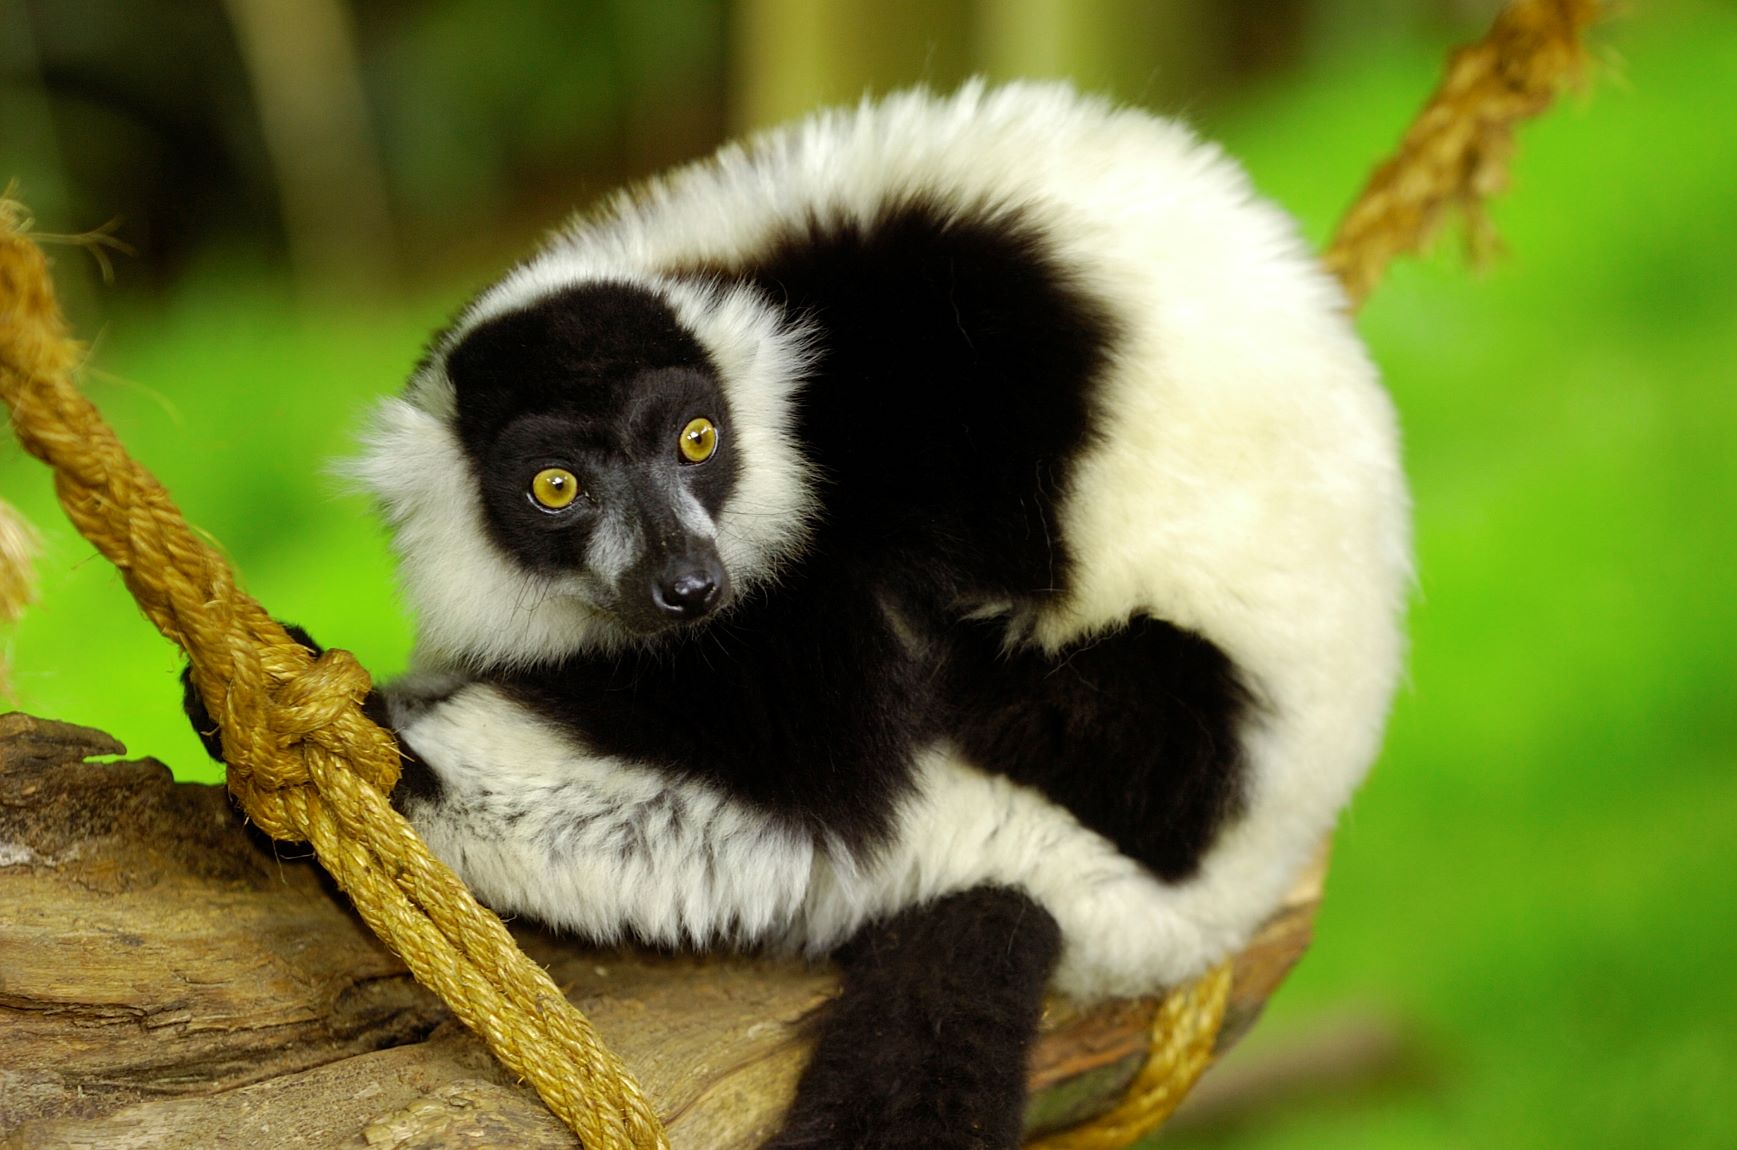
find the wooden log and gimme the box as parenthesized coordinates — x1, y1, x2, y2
(0, 713, 1322, 1148)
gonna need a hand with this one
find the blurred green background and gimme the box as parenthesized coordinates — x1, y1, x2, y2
(3, 1, 1733, 1147)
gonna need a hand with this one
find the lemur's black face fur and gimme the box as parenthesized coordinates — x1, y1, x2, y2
(444, 283, 741, 634)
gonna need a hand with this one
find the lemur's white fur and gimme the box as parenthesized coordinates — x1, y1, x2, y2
(366, 82, 1410, 999)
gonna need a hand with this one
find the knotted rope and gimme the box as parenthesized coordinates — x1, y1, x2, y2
(0, 1, 1595, 1146)
(0, 201, 666, 1148)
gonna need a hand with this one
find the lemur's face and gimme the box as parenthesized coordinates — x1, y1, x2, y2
(444, 283, 741, 635)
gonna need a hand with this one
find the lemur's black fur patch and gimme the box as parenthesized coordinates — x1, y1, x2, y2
(944, 614, 1253, 883)
(718, 198, 1114, 602)
(446, 282, 714, 446)
(499, 566, 932, 854)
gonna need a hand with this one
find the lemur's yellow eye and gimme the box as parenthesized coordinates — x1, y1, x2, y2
(680, 417, 718, 463)
(530, 467, 581, 510)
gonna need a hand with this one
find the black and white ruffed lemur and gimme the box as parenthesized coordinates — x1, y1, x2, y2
(188, 82, 1410, 1150)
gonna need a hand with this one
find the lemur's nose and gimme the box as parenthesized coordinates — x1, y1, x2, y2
(653, 561, 725, 619)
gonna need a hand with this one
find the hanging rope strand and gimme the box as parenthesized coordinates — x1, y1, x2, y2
(1324, 0, 1600, 309)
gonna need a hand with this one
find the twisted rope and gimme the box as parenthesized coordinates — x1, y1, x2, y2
(0, 198, 666, 1149)
(1028, 965, 1232, 1150)
(1324, 0, 1600, 309)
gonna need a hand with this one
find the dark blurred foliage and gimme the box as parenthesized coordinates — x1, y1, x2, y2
(4, 0, 274, 287)
(2, 0, 1495, 305)
(3, 0, 728, 293)
(356, 0, 727, 274)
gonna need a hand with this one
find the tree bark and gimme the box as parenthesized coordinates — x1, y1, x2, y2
(0, 713, 1321, 1149)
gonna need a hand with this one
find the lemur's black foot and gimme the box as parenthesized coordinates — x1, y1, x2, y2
(764, 886, 1061, 1150)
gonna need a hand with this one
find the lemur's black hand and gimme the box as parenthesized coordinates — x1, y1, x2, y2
(180, 623, 325, 763)
(179, 623, 432, 812)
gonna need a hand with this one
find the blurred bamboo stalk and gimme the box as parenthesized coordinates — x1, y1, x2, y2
(973, 0, 1210, 105)
(730, 0, 837, 133)
(222, 0, 396, 299)
(974, 0, 1085, 77)
(731, 0, 1275, 137)
(730, 0, 971, 133)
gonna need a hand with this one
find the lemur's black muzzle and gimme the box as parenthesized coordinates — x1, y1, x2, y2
(614, 469, 732, 631)
(653, 554, 728, 620)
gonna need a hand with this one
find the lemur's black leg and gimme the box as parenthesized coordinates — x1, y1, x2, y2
(765, 886, 1061, 1150)
(179, 623, 433, 811)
